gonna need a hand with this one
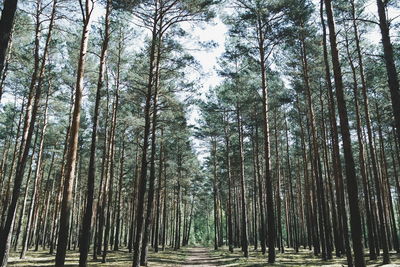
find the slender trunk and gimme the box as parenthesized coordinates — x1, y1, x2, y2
(236, 105, 248, 257)
(212, 139, 219, 251)
(114, 135, 125, 251)
(344, 25, 376, 259)
(273, 113, 283, 253)
(55, 2, 92, 264)
(20, 91, 49, 258)
(140, 27, 162, 265)
(79, 0, 110, 265)
(284, 117, 298, 253)
(376, 0, 400, 147)
(12, 129, 39, 251)
(257, 17, 276, 263)
(254, 116, 266, 254)
(300, 35, 331, 260)
(154, 128, 164, 253)
(102, 68, 119, 263)
(376, 104, 399, 252)
(132, 7, 159, 266)
(162, 159, 167, 251)
(0, 0, 18, 75)
(324, 0, 365, 265)
(224, 112, 234, 253)
(0, 27, 13, 101)
(320, 1, 352, 261)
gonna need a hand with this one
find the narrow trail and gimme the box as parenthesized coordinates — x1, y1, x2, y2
(183, 247, 233, 267)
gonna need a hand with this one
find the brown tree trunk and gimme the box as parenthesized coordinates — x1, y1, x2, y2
(319, 1, 352, 261)
(20, 91, 49, 258)
(254, 115, 266, 254)
(55, 1, 92, 264)
(376, 0, 400, 147)
(284, 117, 299, 253)
(223, 111, 234, 253)
(154, 128, 164, 253)
(162, 159, 167, 251)
(132, 7, 159, 267)
(344, 25, 377, 259)
(140, 27, 162, 265)
(324, 0, 366, 265)
(0, 0, 18, 76)
(212, 139, 219, 251)
(102, 63, 119, 263)
(273, 112, 283, 253)
(236, 105, 248, 257)
(12, 128, 39, 252)
(79, 0, 110, 265)
(257, 17, 276, 263)
(114, 133, 126, 251)
(0, 27, 13, 101)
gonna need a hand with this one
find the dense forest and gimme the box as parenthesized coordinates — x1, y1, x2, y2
(0, 0, 399, 266)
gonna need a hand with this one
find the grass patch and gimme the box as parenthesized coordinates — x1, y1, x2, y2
(210, 247, 400, 266)
(8, 247, 188, 267)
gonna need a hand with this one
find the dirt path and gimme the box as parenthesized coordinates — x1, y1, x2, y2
(183, 247, 237, 267)
(184, 247, 218, 266)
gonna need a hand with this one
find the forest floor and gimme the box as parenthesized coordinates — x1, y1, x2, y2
(7, 247, 400, 266)
(209, 247, 400, 266)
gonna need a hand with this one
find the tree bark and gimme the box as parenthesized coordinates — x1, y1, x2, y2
(132, 6, 158, 267)
(236, 105, 248, 257)
(376, 0, 400, 147)
(257, 17, 276, 263)
(55, 1, 92, 264)
(79, 0, 110, 265)
(140, 25, 162, 265)
(0, 0, 18, 76)
(20, 91, 49, 259)
(324, 0, 366, 265)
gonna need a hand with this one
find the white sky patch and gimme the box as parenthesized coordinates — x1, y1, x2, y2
(180, 16, 227, 164)
(188, 18, 227, 92)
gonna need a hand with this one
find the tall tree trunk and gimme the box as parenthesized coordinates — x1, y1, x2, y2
(79, 0, 110, 265)
(375, 103, 399, 253)
(140, 27, 162, 265)
(55, 1, 93, 264)
(102, 63, 119, 263)
(162, 159, 167, 251)
(114, 133, 126, 251)
(132, 7, 159, 267)
(0, 26, 13, 101)
(236, 105, 248, 257)
(376, 0, 400, 147)
(12, 128, 39, 252)
(284, 117, 298, 253)
(0, 0, 18, 76)
(319, 1, 352, 261)
(323, 0, 366, 265)
(20, 91, 49, 259)
(212, 139, 219, 251)
(254, 115, 266, 254)
(174, 159, 181, 251)
(257, 17, 276, 263)
(344, 25, 377, 260)
(273, 112, 283, 253)
(224, 112, 234, 253)
(154, 128, 164, 253)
